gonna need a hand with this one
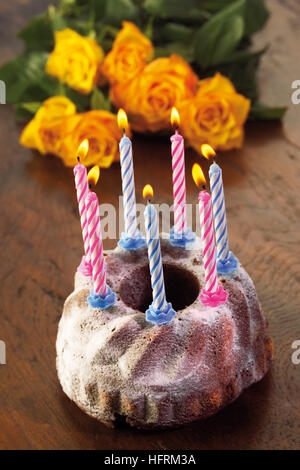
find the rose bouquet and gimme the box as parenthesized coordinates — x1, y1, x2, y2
(0, 0, 285, 168)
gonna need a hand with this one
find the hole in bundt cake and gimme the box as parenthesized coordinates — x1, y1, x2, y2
(119, 263, 200, 313)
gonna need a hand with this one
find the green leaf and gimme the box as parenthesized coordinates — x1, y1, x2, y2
(216, 50, 261, 101)
(244, 0, 269, 36)
(155, 42, 195, 62)
(201, 0, 269, 35)
(194, 0, 245, 69)
(0, 52, 49, 103)
(18, 102, 42, 114)
(59, 0, 77, 9)
(18, 14, 54, 51)
(213, 15, 244, 66)
(18, 8, 68, 52)
(14, 101, 43, 121)
(94, 0, 107, 21)
(200, 0, 269, 33)
(194, 0, 269, 68)
(144, 0, 210, 22)
(63, 87, 90, 112)
(105, 0, 138, 26)
(200, 1, 238, 12)
(90, 87, 111, 111)
(15, 105, 35, 121)
(160, 23, 194, 42)
(249, 103, 286, 120)
(49, 9, 67, 31)
(217, 46, 267, 65)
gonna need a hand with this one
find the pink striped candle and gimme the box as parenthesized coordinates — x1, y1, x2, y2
(169, 108, 195, 248)
(199, 190, 218, 293)
(192, 163, 228, 307)
(198, 190, 228, 307)
(171, 127, 187, 235)
(73, 140, 92, 277)
(85, 191, 107, 295)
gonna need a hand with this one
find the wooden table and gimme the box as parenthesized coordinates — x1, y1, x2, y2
(0, 0, 299, 450)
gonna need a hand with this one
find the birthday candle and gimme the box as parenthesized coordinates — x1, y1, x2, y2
(170, 107, 187, 235)
(73, 140, 91, 276)
(209, 162, 229, 262)
(117, 109, 139, 238)
(85, 191, 107, 296)
(144, 203, 167, 311)
(202, 144, 238, 275)
(198, 190, 218, 293)
(143, 185, 176, 325)
(85, 167, 116, 310)
(192, 163, 228, 307)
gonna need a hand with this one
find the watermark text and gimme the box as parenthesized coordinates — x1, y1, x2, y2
(291, 340, 300, 365)
(0, 340, 6, 365)
(99, 197, 200, 247)
(291, 80, 300, 104)
(0, 80, 6, 104)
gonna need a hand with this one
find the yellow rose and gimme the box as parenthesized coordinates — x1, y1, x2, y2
(179, 73, 250, 152)
(20, 96, 77, 155)
(46, 28, 104, 94)
(59, 110, 129, 168)
(20, 99, 127, 169)
(102, 21, 153, 86)
(110, 55, 198, 132)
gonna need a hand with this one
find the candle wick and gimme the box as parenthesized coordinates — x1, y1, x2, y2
(77, 156, 80, 162)
(202, 184, 206, 191)
(123, 128, 126, 137)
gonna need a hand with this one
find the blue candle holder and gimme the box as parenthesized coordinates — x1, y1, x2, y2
(88, 286, 116, 310)
(169, 226, 196, 248)
(217, 251, 239, 275)
(146, 301, 177, 326)
(118, 229, 146, 250)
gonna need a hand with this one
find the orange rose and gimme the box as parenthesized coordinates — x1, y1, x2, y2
(111, 55, 198, 132)
(59, 110, 129, 168)
(46, 29, 104, 94)
(102, 21, 153, 86)
(179, 73, 250, 151)
(20, 96, 77, 155)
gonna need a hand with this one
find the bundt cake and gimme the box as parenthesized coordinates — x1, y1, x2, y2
(56, 235, 273, 429)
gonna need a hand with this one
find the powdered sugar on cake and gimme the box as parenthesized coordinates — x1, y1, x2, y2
(56, 237, 273, 428)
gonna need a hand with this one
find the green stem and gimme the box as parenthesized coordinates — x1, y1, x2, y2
(144, 14, 155, 40)
(98, 25, 119, 43)
(88, 0, 95, 33)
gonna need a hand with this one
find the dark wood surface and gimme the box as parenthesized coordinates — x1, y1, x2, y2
(0, 0, 300, 450)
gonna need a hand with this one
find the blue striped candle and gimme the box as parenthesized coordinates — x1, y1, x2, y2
(120, 134, 139, 237)
(145, 202, 167, 311)
(143, 191, 176, 325)
(209, 162, 238, 275)
(118, 129, 145, 251)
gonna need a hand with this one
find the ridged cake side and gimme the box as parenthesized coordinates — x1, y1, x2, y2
(56, 239, 273, 428)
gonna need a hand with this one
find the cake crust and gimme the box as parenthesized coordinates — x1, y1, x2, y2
(56, 238, 273, 429)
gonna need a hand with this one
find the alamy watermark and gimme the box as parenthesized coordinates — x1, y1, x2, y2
(0, 80, 6, 104)
(0, 340, 6, 365)
(100, 197, 200, 246)
(291, 340, 300, 365)
(291, 80, 300, 104)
